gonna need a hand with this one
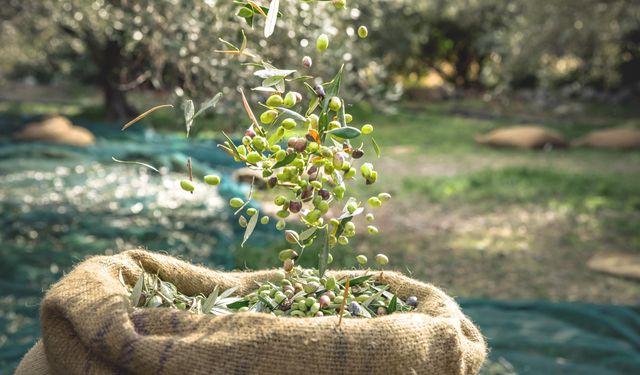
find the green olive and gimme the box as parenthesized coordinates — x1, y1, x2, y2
(357, 25, 368, 39)
(230, 197, 244, 208)
(281, 118, 297, 130)
(356, 255, 368, 265)
(316, 34, 329, 52)
(260, 109, 278, 124)
(203, 175, 221, 186)
(180, 179, 195, 192)
(375, 253, 389, 265)
(266, 94, 283, 107)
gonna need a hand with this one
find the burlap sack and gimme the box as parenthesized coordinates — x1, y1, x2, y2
(571, 128, 640, 150)
(475, 125, 568, 149)
(14, 116, 96, 147)
(16, 250, 487, 374)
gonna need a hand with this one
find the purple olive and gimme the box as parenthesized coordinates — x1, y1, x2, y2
(289, 200, 302, 213)
(406, 296, 418, 308)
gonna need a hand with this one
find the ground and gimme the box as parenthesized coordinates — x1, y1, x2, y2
(2, 89, 639, 305)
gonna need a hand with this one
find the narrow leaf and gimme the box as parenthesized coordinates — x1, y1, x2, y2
(203, 285, 219, 313)
(276, 107, 307, 122)
(388, 294, 398, 314)
(226, 299, 250, 309)
(272, 152, 296, 169)
(130, 273, 144, 307)
(219, 286, 239, 300)
(328, 126, 361, 139)
(239, 88, 258, 126)
(241, 212, 259, 247)
(112, 157, 160, 173)
(254, 68, 296, 79)
(264, 0, 279, 38)
(299, 226, 317, 241)
(194, 92, 223, 119)
(318, 226, 330, 277)
(184, 99, 195, 137)
(347, 275, 372, 287)
(240, 29, 247, 52)
(371, 137, 381, 158)
(121, 104, 173, 130)
(338, 277, 349, 326)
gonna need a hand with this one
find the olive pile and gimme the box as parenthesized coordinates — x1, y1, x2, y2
(127, 268, 418, 318)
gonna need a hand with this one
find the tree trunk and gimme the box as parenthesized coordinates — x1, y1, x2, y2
(103, 83, 137, 121)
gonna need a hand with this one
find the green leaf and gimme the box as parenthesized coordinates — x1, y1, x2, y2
(286, 75, 313, 82)
(371, 137, 381, 158)
(328, 126, 361, 139)
(321, 65, 344, 114)
(202, 286, 219, 313)
(226, 299, 250, 309)
(130, 273, 144, 307)
(254, 68, 295, 79)
(241, 211, 259, 247)
(184, 99, 195, 137)
(262, 77, 284, 88)
(112, 157, 160, 173)
(257, 294, 277, 309)
(299, 226, 317, 241)
(268, 126, 286, 146)
(218, 286, 239, 300)
(306, 96, 319, 117)
(387, 294, 398, 314)
(264, 0, 279, 38)
(194, 93, 222, 119)
(347, 274, 372, 287)
(276, 107, 307, 122)
(318, 226, 330, 277)
(237, 6, 253, 18)
(272, 152, 296, 169)
(221, 132, 241, 159)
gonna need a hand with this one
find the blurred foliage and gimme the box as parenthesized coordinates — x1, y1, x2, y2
(1, 0, 639, 120)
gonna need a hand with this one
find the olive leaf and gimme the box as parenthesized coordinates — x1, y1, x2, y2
(371, 137, 381, 158)
(272, 152, 296, 168)
(241, 212, 259, 247)
(193, 92, 223, 119)
(121, 104, 173, 131)
(130, 273, 144, 307)
(328, 126, 361, 139)
(276, 107, 307, 122)
(264, 0, 279, 38)
(346, 274, 372, 287)
(184, 99, 195, 137)
(387, 294, 398, 314)
(299, 226, 317, 242)
(112, 157, 160, 173)
(254, 68, 295, 79)
(318, 226, 330, 277)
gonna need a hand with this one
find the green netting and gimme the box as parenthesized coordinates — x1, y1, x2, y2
(463, 300, 640, 374)
(1, 115, 639, 374)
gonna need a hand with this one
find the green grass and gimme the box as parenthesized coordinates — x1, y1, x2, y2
(402, 166, 640, 210)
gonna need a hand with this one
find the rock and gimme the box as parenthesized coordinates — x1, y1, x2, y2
(571, 128, 640, 150)
(475, 126, 568, 149)
(587, 253, 640, 281)
(14, 116, 95, 147)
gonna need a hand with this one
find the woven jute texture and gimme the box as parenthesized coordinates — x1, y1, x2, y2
(16, 250, 487, 374)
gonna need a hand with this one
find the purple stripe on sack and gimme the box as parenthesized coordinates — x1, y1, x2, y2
(132, 314, 150, 335)
(90, 316, 115, 350)
(155, 340, 175, 375)
(116, 335, 140, 373)
(170, 311, 180, 331)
